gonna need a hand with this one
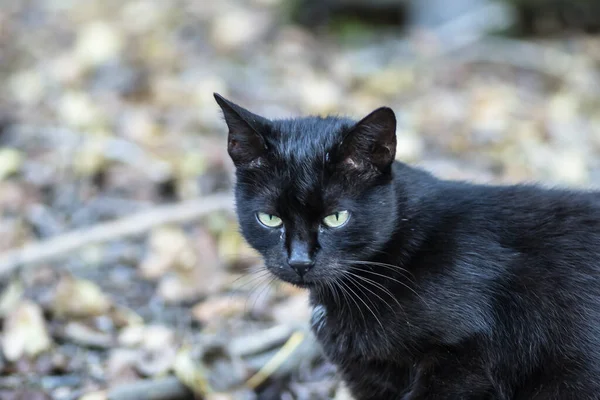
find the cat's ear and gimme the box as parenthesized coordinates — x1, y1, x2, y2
(214, 93, 269, 167)
(338, 107, 397, 172)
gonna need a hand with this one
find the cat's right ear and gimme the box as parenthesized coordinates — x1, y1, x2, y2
(214, 93, 269, 167)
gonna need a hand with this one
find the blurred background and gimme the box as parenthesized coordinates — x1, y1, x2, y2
(0, 0, 599, 399)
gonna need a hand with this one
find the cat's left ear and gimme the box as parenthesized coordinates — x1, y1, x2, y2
(214, 93, 270, 167)
(338, 107, 397, 172)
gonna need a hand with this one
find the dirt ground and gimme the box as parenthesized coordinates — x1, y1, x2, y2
(0, 0, 599, 399)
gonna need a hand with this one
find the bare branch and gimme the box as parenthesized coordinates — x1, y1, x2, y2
(0, 193, 234, 278)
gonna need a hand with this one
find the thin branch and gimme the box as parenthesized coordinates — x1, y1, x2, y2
(0, 193, 234, 278)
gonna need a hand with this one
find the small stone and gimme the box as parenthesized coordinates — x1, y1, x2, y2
(106, 348, 139, 384)
(63, 322, 113, 349)
(135, 325, 177, 377)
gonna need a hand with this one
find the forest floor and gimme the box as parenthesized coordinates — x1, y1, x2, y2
(1, 0, 599, 399)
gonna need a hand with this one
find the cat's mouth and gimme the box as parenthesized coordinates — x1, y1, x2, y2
(271, 271, 318, 289)
(282, 276, 315, 289)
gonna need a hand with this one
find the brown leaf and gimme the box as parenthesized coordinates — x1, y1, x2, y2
(0, 280, 24, 318)
(52, 275, 111, 318)
(191, 295, 246, 325)
(2, 300, 52, 362)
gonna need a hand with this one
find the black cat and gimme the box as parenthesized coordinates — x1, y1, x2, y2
(215, 93, 600, 400)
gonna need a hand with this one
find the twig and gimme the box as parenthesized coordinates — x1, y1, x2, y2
(107, 377, 193, 400)
(229, 325, 295, 358)
(0, 193, 234, 278)
(246, 331, 307, 389)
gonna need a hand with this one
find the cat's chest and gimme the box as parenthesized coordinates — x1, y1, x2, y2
(310, 303, 394, 364)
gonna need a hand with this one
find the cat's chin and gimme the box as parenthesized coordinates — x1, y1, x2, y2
(281, 278, 315, 289)
(273, 275, 319, 289)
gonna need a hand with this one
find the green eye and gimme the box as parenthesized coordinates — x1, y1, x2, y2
(257, 212, 283, 228)
(323, 210, 350, 228)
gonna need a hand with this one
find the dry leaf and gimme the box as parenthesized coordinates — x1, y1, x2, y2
(118, 324, 146, 347)
(174, 346, 213, 396)
(156, 228, 223, 303)
(139, 226, 196, 279)
(2, 300, 52, 361)
(52, 275, 111, 318)
(0, 280, 24, 318)
(0, 148, 22, 181)
(191, 296, 246, 324)
(78, 392, 107, 400)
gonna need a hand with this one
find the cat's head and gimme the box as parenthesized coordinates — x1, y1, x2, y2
(215, 93, 399, 288)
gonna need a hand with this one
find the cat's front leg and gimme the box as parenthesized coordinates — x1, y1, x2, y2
(402, 353, 495, 400)
(338, 359, 412, 400)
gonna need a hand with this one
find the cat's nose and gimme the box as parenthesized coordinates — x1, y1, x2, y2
(288, 239, 315, 278)
(288, 240, 315, 277)
(288, 257, 315, 277)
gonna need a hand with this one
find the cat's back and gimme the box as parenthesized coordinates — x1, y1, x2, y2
(437, 180, 600, 240)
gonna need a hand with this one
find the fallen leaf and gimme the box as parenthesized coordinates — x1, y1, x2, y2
(2, 300, 52, 362)
(139, 226, 196, 280)
(52, 275, 111, 318)
(173, 346, 213, 396)
(118, 324, 145, 347)
(191, 295, 246, 325)
(156, 227, 223, 303)
(78, 392, 107, 400)
(0, 148, 22, 181)
(0, 280, 24, 317)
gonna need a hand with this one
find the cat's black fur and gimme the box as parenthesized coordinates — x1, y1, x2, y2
(214, 93, 600, 400)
